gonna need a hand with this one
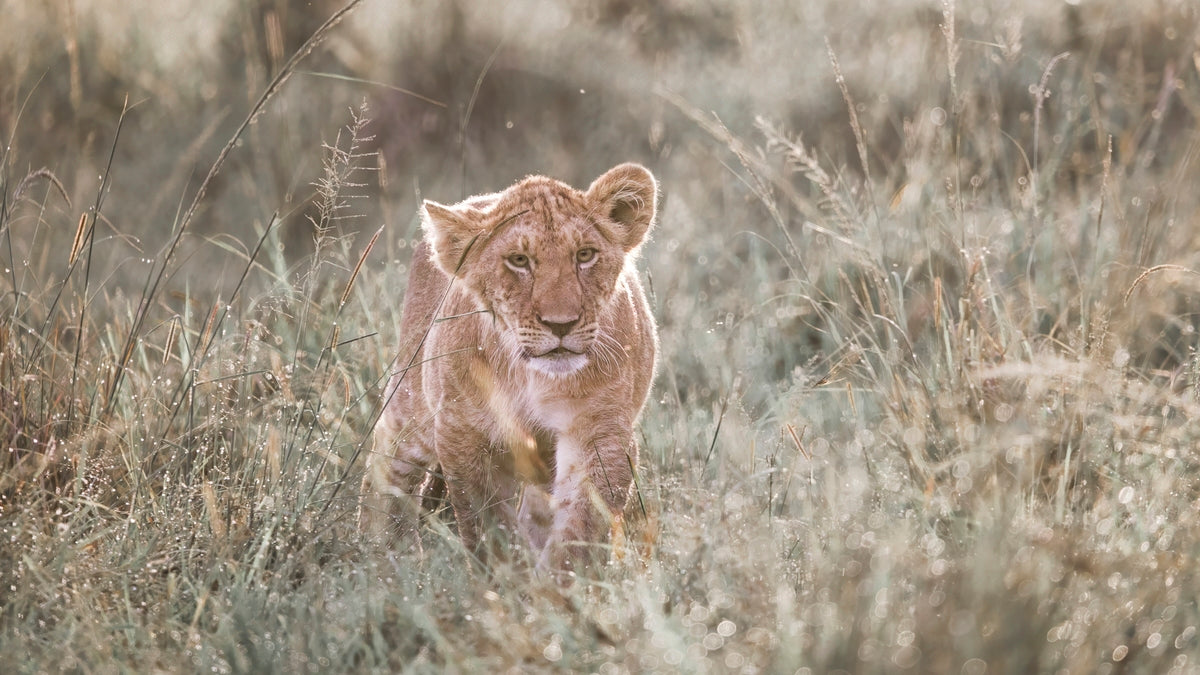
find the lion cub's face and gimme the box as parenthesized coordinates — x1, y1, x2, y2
(422, 164, 657, 377)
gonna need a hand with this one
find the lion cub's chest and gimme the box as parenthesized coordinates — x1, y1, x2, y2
(513, 378, 580, 436)
(467, 353, 581, 437)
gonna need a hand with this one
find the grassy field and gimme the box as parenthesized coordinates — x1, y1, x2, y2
(4, 1, 1200, 672)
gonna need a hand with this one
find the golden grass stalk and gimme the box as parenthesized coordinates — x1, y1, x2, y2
(339, 223, 383, 309)
(1124, 264, 1200, 304)
(68, 212, 88, 266)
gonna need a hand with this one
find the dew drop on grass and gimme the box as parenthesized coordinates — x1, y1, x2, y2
(962, 658, 987, 675)
(1112, 348, 1130, 368)
(1118, 486, 1135, 504)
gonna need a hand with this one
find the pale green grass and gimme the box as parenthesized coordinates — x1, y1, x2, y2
(3, 1, 1200, 673)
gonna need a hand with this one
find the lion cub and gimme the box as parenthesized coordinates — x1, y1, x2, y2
(360, 163, 658, 570)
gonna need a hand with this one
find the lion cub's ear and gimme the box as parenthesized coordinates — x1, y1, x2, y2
(422, 200, 487, 277)
(586, 163, 657, 252)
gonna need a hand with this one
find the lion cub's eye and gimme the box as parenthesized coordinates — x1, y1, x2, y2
(506, 253, 531, 270)
(576, 248, 597, 265)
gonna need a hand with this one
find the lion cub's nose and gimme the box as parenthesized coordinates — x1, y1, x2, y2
(538, 314, 580, 338)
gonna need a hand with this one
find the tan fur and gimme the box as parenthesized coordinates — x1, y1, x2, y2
(359, 163, 658, 570)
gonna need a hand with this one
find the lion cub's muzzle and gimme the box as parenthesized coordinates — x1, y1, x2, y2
(521, 316, 594, 376)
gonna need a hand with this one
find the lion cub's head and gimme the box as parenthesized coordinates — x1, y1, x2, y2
(422, 163, 657, 376)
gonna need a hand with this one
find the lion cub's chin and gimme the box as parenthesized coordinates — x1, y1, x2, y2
(527, 351, 589, 376)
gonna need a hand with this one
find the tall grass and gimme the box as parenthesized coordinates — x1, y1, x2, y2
(3, 1, 1200, 673)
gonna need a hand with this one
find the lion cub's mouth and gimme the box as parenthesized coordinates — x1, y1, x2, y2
(527, 346, 588, 375)
(540, 346, 580, 358)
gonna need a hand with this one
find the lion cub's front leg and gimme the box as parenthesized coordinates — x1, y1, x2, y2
(539, 424, 637, 570)
(358, 408, 437, 548)
(435, 421, 523, 559)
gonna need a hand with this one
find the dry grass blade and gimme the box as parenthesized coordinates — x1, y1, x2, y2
(298, 71, 446, 108)
(162, 316, 180, 365)
(11, 168, 70, 211)
(1097, 134, 1112, 238)
(1030, 51, 1071, 215)
(785, 423, 811, 460)
(460, 39, 505, 198)
(68, 212, 88, 266)
(339, 223, 383, 309)
(197, 302, 220, 360)
(1123, 264, 1200, 304)
(825, 38, 872, 189)
(941, 0, 959, 98)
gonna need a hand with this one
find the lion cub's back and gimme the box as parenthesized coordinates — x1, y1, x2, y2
(377, 241, 448, 430)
